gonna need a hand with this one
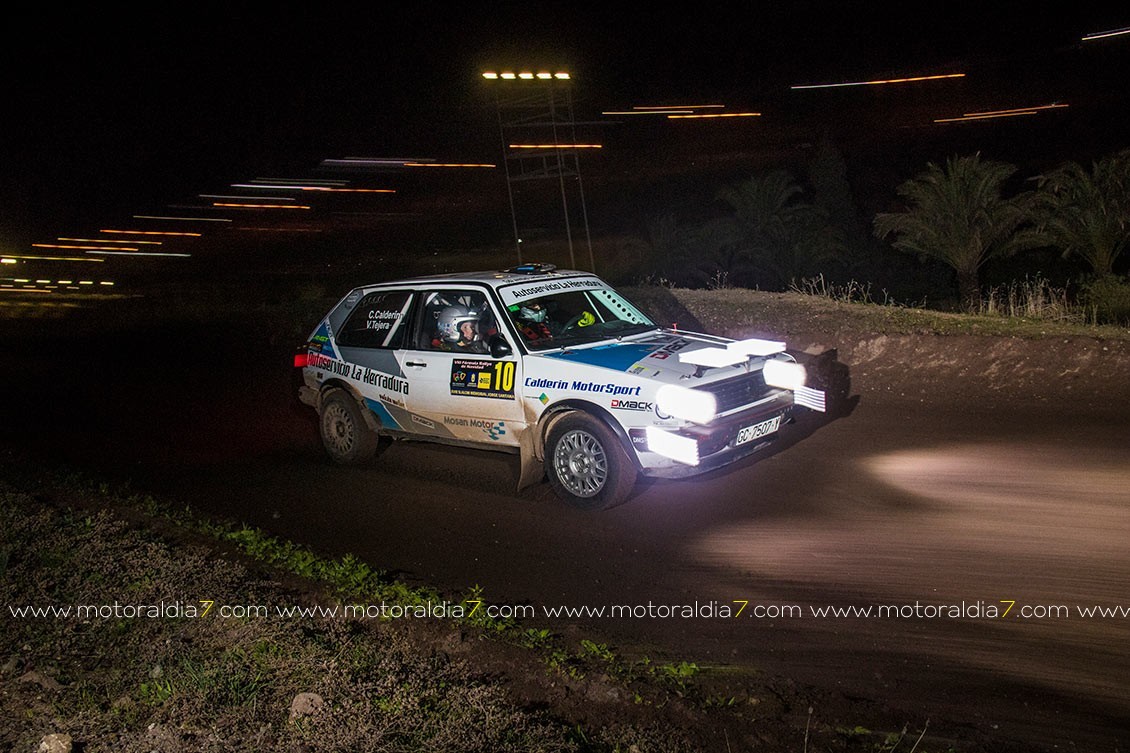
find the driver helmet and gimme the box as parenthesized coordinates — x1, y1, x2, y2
(437, 305, 480, 342)
(518, 302, 547, 324)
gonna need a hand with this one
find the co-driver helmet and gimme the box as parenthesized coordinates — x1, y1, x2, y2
(437, 306, 480, 342)
(518, 302, 547, 323)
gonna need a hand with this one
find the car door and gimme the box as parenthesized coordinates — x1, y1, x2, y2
(398, 287, 524, 449)
(331, 287, 419, 434)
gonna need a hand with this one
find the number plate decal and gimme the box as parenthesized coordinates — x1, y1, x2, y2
(735, 415, 782, 446)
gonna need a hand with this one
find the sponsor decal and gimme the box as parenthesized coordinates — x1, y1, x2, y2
(539, 393, 550, 405)
(359, 368, 408, 393)
(647, 338, 691, 360)
(307, 353, 409, 394)
(507, 278, 603, 301)
(411, 414, 435, 429)
(450, 359, 515, 400)
(570, 380, 642, 397)
(311, 321, 338, 359)
(610, 399, 653, 411)
(525, 376, 643, 397)
(379, 393, 406, 409)
(308, 353, 352, 377)
(525, 377, 569, 390)
(443, 417, 507, 440)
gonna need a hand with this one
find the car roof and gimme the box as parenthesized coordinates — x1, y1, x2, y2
(355, 263, 598, 291)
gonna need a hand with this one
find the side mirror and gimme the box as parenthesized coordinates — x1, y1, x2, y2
(488, 334, 512, 359)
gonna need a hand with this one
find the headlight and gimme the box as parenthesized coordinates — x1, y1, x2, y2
(645, 427, 700, 465)
(655, 384, 717, 424)
(763, 359, 806, 390)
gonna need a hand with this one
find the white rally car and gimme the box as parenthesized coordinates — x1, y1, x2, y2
(295, 264, 825, 510)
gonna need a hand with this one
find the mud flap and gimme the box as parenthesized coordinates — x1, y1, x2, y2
(517, 428, 544, 491)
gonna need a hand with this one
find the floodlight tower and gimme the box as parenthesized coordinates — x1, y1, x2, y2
(481, 69, 595, 270)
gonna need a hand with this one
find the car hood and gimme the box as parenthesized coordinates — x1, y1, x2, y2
(536, 330, 769, 385)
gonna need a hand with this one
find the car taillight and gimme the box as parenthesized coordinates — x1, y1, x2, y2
(294, 352, 309, 368)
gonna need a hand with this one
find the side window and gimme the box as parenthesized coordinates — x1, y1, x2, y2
(414, 289, 495, 350)
(416, 291, 447, 349)
(337, 291, 412, 349)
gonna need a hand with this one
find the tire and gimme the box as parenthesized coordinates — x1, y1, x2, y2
(544, 412, 638, 510)
(318, 388, 380, 465)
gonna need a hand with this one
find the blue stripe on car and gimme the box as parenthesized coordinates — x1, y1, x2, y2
(544, 343, 661, 371)
(363, 398, 401, 430)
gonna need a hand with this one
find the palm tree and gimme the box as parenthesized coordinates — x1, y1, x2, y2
(1026, 148, 1130, 277)
(619, 212, 695, 284)
(687, 215, 745, 288)
(873, 153, 1035, 309)
(716, 171, 842, 289)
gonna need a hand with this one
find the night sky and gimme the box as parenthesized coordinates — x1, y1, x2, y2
(3, 4, 1127, 249)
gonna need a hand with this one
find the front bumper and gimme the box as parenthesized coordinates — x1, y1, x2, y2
(632, 390, 796, 478)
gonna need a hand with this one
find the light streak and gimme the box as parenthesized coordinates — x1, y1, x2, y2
(934, 103, 1068, 123)
(319, 157, 492, 169)
(602, 110, 694, 116)
(482, 71, 570, 80)
(132, 215, 232, 222)
(507, 144, 602, 149)
(230, 183, 396, 192)
(1082, 26, 1130, 41)
(33, 243, 130, 252)
(248, 177, 349, 185)
(58, 236, 162, 245)
(202, 194, 297, 201)
(211, 203, 312, 210)
(635, 104, 725, 110)
(101, 229, 202, 237)
(667, 112, 761, 119)
(402, 162, 495, 168)
(4, 253, 104, 262)
(320, 157, 435, 167)
(935, 111, 1037, 123)
(301, 186, 396, 192)
(84, 250, 192, 257)
(604, 104, 726, 116)
(792, 73, 965, 90)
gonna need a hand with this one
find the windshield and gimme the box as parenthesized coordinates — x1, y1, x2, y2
(499, 280, 657, 352)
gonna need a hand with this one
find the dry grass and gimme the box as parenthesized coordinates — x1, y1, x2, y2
(0, 463, 716, 753)
(627, 285, 1130, 344)
(0, 493, 573, 751)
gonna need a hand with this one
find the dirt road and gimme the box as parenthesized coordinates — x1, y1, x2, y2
(4, 304, 1129, 751)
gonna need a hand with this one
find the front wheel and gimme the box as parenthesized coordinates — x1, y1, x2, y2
(544, 413, 638, 511)
(318, 388, 380, 465)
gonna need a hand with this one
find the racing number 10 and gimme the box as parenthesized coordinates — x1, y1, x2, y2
(494, 361, 515, 393)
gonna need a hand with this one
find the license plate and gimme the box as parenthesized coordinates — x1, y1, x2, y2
(735, 415, 782, 445)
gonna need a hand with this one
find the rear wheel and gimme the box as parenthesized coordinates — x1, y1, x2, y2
(318, 388, 379, 465)
(544, 412, 637, 510)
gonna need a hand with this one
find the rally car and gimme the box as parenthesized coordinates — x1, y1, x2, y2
(294, 263, 825, 510)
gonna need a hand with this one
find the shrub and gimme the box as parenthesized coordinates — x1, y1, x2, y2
(1079, 274, 1130, 325)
